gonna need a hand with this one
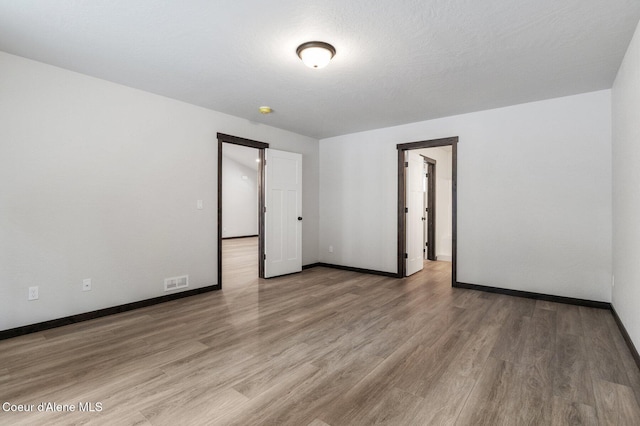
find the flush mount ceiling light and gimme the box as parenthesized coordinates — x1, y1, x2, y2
(258, 106, 273, 114)
(296, 41, 336, 69)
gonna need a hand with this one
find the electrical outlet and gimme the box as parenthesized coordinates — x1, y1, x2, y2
(82, 278, 92, 291)
(329, 245, 334, 253)
(28, 286, 39, 301)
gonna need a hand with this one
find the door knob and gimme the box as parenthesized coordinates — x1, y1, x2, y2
(298, 217, 303, 221)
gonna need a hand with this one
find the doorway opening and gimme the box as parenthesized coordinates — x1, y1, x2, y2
(397, 137, 458, 285)
(217, 133, 268, 289)
(422, 155, 436, 261)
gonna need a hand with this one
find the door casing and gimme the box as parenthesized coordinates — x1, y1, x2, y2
(217, 133, 269, 288)
(397, 137, 458, 285)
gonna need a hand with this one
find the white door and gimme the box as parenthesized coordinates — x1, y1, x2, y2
(264, 149, 302, 278)
(406, 151, 424, 276)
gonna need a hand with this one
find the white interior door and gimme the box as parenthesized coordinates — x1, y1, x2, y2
(264, 149, 302, 278)
(406, 151, 424, 276)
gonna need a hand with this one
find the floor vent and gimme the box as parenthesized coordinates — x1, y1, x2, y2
(164, 275, 189, 292)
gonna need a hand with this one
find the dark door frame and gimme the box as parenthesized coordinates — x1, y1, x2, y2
(397, 136, 458, 285)
(217, 133, 269, 288)
(421, 155, 436, 261)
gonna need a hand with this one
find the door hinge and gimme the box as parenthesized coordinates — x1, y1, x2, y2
(426, 242, 429, 246)
(404, 253, 408, 259)
(425, 173, 429, 178)
(422, 217, 425, 221)
(264, 206, 267, 213)
(405, 207, 408, 213)
(404, 161, 409, 167)
(423, 249, 426, 253)
(425, 208, 428, 212)
(263, 254, 266, 260)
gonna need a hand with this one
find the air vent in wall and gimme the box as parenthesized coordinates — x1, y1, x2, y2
(164, 275, 189, 292)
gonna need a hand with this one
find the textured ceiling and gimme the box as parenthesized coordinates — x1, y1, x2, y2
(1, 1, 639, 139)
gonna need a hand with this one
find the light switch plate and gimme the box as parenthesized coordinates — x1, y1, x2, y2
(28, 286, 39, 301)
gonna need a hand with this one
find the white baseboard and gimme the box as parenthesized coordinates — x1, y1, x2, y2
(436, 255, 452, 262)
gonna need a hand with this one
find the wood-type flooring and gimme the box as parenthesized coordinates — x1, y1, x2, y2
(1, 237, 640, 425)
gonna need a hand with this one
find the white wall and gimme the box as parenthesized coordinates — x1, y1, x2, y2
(0, 51, 319, 331)
(222, 155, 258, 238)
(320, 90, 612, 302)
(417, 147, 453, 261)
(612, 20, 640, 352)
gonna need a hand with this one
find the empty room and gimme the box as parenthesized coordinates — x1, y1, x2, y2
(2, 1, 640, 424)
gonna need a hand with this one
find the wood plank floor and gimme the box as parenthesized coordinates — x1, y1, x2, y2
(1, 236, 640, 425)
